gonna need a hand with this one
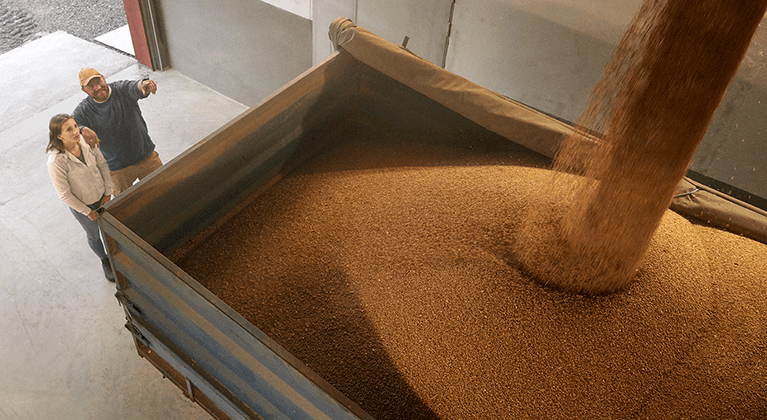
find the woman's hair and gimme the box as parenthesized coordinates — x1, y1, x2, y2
(46, 113, 73, 153)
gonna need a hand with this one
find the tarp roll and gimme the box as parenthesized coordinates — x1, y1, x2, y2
(328, 17, 593, 161)
(671, 178, 767, 245)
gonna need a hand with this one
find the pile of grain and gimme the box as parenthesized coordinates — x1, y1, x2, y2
(177, 2, 767, 416)
(177, 129, 767, 419)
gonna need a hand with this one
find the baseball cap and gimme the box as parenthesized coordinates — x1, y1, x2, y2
(78, 67, 103, 87)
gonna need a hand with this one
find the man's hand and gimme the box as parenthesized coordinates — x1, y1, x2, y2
(139, 79, 157, 95)
(100, 195, 111, 207)
(81, 126, 100, 147)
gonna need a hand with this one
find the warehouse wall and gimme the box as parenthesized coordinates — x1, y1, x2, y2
(312, 0, 453, 67)
(312, 0, 634, 122)
(312, 0, 357, 64)
(446, 3, 616, 123)
(155, 0, 765, 208)
(154, 0, 312, 107)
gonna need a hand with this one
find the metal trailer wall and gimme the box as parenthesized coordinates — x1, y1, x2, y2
(103, 51, 374, 419)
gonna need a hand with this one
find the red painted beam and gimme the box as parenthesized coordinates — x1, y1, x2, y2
(123, 0, 152, 68)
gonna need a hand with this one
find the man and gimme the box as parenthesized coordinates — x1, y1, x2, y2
(73, 67, 163, 195)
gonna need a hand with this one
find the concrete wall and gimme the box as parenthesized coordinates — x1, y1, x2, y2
(260, 0, 310, 19)
(446, 3, 616, 123)
(312, 0, 357, 64)
(154, 0, 312, 107)
(312, 0, 453, 67)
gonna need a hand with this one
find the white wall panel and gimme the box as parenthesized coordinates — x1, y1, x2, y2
(445, 0, 631, 123)
(156, 0, 312, 107)
(261, 0, 311, 19)
(356, 0, 453, 67)
(312, 0, 453, 68)
(312, 0, 357, 64)
(506, 0, 640, 44)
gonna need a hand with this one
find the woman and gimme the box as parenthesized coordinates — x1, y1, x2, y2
(47, 113, 115, 282)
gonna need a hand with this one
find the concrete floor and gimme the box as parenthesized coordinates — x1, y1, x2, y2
(0, 31, 247, 420)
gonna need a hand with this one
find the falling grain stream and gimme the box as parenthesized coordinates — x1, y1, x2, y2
(516, 0, 767, 295)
